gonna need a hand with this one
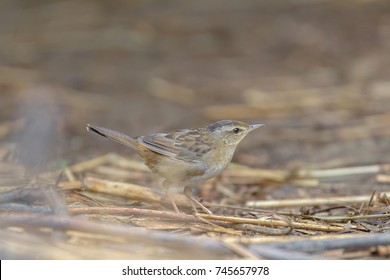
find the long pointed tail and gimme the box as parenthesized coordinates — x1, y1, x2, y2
(86, 124, 140, 151)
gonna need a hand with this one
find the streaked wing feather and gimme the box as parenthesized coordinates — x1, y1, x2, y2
(139, 129, 210, 162)
(138, 133, 181, 158)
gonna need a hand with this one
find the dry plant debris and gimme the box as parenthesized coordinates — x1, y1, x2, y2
(1, 0, 390, 260)
(1, 146, 390, 259)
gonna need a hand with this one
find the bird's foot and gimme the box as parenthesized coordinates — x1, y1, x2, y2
(184, 185, 212, 214)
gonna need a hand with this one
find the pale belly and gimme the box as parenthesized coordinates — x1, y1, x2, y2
(148, 145, 235, 184)
(188, 161, 227, 183)
(151, 156, 229, 184)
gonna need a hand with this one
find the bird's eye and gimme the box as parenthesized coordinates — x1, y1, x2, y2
(233, 128, 241, 134)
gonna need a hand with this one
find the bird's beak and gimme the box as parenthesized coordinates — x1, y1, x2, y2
(249, 123, 265, 131)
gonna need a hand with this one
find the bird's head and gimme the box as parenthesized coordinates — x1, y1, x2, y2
(207, 120, 264, 146)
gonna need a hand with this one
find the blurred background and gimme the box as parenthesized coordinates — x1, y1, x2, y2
(1, 0, 390, 168)
(1, 0, 390, 259)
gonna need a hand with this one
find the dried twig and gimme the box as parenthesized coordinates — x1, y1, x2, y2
(221, 241, 259, 259)
(0, 212, 228, 255)
(69, 206, 200, 222)
(223, 165, 289, 182)
(83, 177, 162, 203)
(246, 193, 390, 208)
(198, 214, 348, 232)
(377, 174, 390, 184)
(260, 233, 390, 253)
(311, 213, 390, 222)
(298, 164, 390, 178)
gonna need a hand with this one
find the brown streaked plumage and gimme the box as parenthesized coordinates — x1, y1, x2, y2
(87, 120, 264, 213)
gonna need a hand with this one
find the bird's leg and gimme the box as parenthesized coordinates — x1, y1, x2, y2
(183, 185, 212, 214)
(162, 180, 179, 213)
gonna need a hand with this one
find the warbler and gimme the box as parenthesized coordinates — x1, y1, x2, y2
(87, 120, 264, 213)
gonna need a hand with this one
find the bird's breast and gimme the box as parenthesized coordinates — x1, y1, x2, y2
(189, 145, 235, 182)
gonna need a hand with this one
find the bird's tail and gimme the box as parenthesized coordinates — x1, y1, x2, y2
(86, 124, 141, 151)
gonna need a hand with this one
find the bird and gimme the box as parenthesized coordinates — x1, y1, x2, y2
(87, 120, 264, 213)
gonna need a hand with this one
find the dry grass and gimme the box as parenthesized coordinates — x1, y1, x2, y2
(1, 147, 389, 259)
(1, 0, 390, 259)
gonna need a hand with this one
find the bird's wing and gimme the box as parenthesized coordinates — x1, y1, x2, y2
(138, 128, 212, 162)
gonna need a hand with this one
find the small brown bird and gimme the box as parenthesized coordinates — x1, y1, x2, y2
(87, 120, 264, 213)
